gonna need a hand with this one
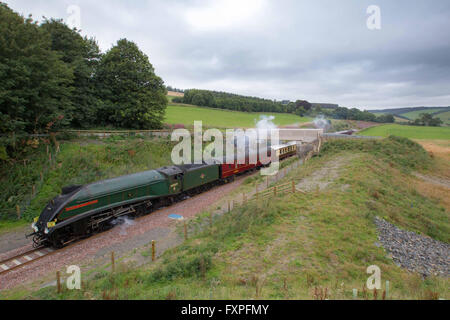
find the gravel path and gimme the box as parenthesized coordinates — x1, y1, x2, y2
(0, 227, 32, 256)
(374, 217, 450, 277)
(295, 155, 351, 192)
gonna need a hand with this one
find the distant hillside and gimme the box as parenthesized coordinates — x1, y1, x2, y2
(369, 106, 450, 124)
(369, 106, 449, 115)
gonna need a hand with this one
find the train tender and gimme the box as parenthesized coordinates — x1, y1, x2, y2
(30, 142, 298, 247)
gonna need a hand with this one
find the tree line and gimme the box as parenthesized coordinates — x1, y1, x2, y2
(174, 89, 395, 123)
(0, 3, 167, 157)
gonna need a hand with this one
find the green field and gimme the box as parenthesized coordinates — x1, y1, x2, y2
(164, 104, 311, 128)
(434, 111, 450, 126)
(401, 109, 446, 120)
(360, 124, 450, 140)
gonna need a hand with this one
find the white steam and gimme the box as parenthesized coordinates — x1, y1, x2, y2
(111, 216, 135, 236)
(255, 115, 277, 141)
(313, 115, 331, 131)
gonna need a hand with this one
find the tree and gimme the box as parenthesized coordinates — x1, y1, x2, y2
(41, 19, 102, 128)
(0, 3, 73, 135)
(413, 113, 443, 127)
(96, 39, 167, 129)
(295, 100, 312, 112)
(376, 114, 394, 123)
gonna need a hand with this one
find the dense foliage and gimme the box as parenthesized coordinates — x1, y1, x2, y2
(0, 3, 167, 158)
(96, 39, 167, 129)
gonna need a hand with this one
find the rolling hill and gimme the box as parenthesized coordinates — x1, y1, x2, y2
(369, 106, 450, 125)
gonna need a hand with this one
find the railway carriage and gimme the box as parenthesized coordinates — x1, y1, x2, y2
(271, 142, 297, 160)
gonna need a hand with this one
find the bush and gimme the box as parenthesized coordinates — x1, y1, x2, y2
(321, 136, 431, 171)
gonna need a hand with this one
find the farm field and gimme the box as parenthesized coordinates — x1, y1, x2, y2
(164, 104, 311, 128)
(359, 124, 450, 140)
(402, 109, 447, 120)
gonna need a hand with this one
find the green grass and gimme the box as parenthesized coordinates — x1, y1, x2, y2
(164, 104, 311, 128)
(359, 124, 450, 140)
(4, 137, 448, 300)
(401, 109, 447, 120)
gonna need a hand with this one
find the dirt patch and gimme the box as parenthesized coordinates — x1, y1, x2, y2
(413, 172, 450, 189)
(167, 91, 184, 97)
(296, 155, 352, 192)
(416, 140, 450, 162)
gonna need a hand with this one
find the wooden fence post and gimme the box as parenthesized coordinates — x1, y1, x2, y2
(209, 212, 213, 229)
(228, 200, 231, 213)
(56, 271, 61, 293)
(152, 241, 156, 262)
(274, 186, 277, 196)
(111, 252, 115, 272)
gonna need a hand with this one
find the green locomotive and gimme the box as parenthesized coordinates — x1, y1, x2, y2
(31, 163, 220, 247)
(30, 141, 297, 248)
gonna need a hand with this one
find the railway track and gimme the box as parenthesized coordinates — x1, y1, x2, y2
(0, 155, 306, 279)
(0, 247, 57, 275)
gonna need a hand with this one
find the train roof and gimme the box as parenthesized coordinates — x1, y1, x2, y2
(271, 143, 297, 150)
(77, 170, 166, 199)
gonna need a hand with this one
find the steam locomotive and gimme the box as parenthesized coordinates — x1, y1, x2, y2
(30, 143, 298, 247)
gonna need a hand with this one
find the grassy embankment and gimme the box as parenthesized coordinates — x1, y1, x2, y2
(360, 124, 450, 140)
(0, 136, 176, 231)
(6, 136, 448, 300)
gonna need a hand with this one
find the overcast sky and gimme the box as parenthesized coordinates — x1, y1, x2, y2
(6, 0, 450, 110)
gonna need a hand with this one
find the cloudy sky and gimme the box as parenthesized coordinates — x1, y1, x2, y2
(6, 0, 450, 110)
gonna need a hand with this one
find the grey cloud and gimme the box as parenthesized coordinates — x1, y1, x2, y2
(6, 0, 450, 109)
